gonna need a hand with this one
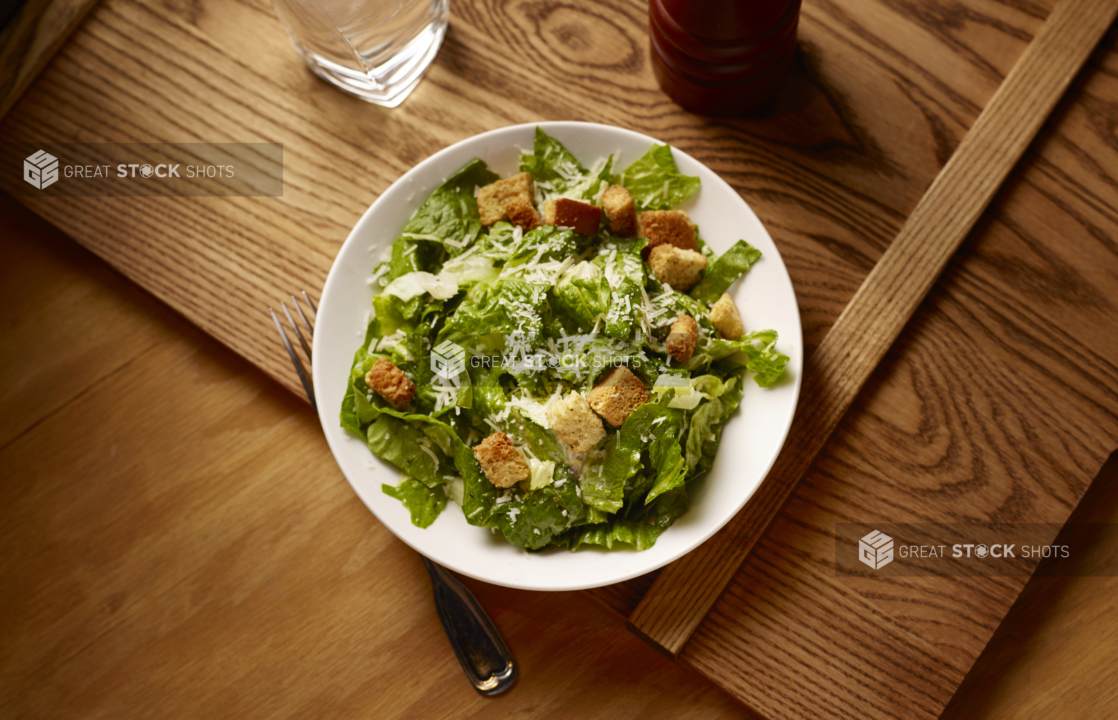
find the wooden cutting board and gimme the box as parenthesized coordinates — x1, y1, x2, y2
(3, 0, 1117, 717)
(628, 0, 1118, 660)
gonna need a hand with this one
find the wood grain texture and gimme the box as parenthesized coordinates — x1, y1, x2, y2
(5, 201, 1118, 720)
(940, 452, 1118, 720)
(0, 198, 755, 720)
(2, 0, 1117, 717)
(629, 0, 1118, 658)
(0, 0, 99, 119)
(0, 0, 1055, 397)
(679, 23, 1118, 718)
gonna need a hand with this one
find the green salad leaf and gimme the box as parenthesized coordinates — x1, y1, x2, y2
(553, 262, 611, 332)
(617, 144, 701, 211)
(520, 127, 611, 201)
(383, 479, 448, 528)
(691, 240, 763, 304)
(399, 159, 499, 257)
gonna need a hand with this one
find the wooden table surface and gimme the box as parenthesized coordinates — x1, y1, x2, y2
(3, 0, 1118, 715)
(3, 199, 1118, 717)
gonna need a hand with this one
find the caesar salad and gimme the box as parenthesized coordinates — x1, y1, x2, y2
(340, 128, 788, 552)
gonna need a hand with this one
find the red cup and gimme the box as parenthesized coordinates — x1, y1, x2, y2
(650, 0, 801, 115)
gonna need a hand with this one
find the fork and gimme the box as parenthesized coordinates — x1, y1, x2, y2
(271, 292, 517, 696)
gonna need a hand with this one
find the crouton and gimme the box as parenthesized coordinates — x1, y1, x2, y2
(709, 293, 744, 340)
(365, 357, 416, 410)
(665, 314, 699, 363)
(600, 185, 637, 236)
(546, 391, 606, 452)
(638, 210, 697, 256)
(648, 244, 707, 291)
(473, 432, 531, 488)
(477, 172, 535, 226)
(543, 198, 601, 235)
(505, 197, 541, 231)
(587, 366, 648, 428)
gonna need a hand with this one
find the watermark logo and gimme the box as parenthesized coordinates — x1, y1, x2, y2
(431, 340, 466, 380)
(859, 530, 894, 570)
(5, 143, 283, 196)
(24, 150, 59, 190)
(836, 523, 1102, 577)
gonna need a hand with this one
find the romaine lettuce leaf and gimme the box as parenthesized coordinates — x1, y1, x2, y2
(366, 414, 449, 487)
(559, 485, 689, 551)
(579, 400, 683, 511)
(735, 329, 789, 387)
(494, 480, 576, 550)
(553, 261, 611, 332)
(593, 239, 647, 339)
(690, 240, 762, 304)
(645, 438, 687, 504)
(383, 479, 447, 528)
(519, 127, 611, 202)
(684, 329, 788, 386)
(685, 399, 722, 475)
(437, 279, 549, 348)
(683, 372, 746, 478)
(441, 252, 499, 286)
(563, 518, 663, 551)
(502, 226, 577, 271)
(580, 441, 639, 514)
(617, 144, 700, 211)
(398, 159, 499, 257)
(358, 401, 502, 528)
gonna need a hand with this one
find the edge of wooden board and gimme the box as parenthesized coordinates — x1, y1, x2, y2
(0, 0, 100, 120)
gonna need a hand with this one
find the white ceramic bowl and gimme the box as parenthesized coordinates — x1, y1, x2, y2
(313, 121, 801, 591)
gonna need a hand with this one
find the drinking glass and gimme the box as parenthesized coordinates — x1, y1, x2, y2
(273, 0, 449, 107)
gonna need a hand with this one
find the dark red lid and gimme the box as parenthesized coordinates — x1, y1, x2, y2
(661, 0, 798, 42)
(650, 3, 798, 81)
(651, 0, 801, 63)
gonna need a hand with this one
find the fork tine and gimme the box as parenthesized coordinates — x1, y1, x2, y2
(291, 294, 314, 338)
(282, 301, 313, 362)
(271, 308, 318, 412)
(302, 290, 317, 316)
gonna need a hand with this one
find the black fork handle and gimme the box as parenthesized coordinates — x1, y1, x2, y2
(423, 557, 517, 695)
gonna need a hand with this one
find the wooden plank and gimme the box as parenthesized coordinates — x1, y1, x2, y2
(940, 453, 1118, 720)
(0, 0, 98, 119)
(628, 0, 1118, 658)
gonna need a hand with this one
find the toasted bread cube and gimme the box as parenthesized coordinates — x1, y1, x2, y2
(473, 432, 531, 488)
(639, 210, 697, 256)
(546, 391, 606, 452)
(543, 198, 601, 235)
(365, 357, 417, 410)
(505, 197, 541, 231)
(600, 185, 637, 236)
(587, 366, 648, 428)
(648, 244, 707, 291)
(477, 172, 535, 226)
(709, 293, 744, 340)
(665, 314, 699, 363)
